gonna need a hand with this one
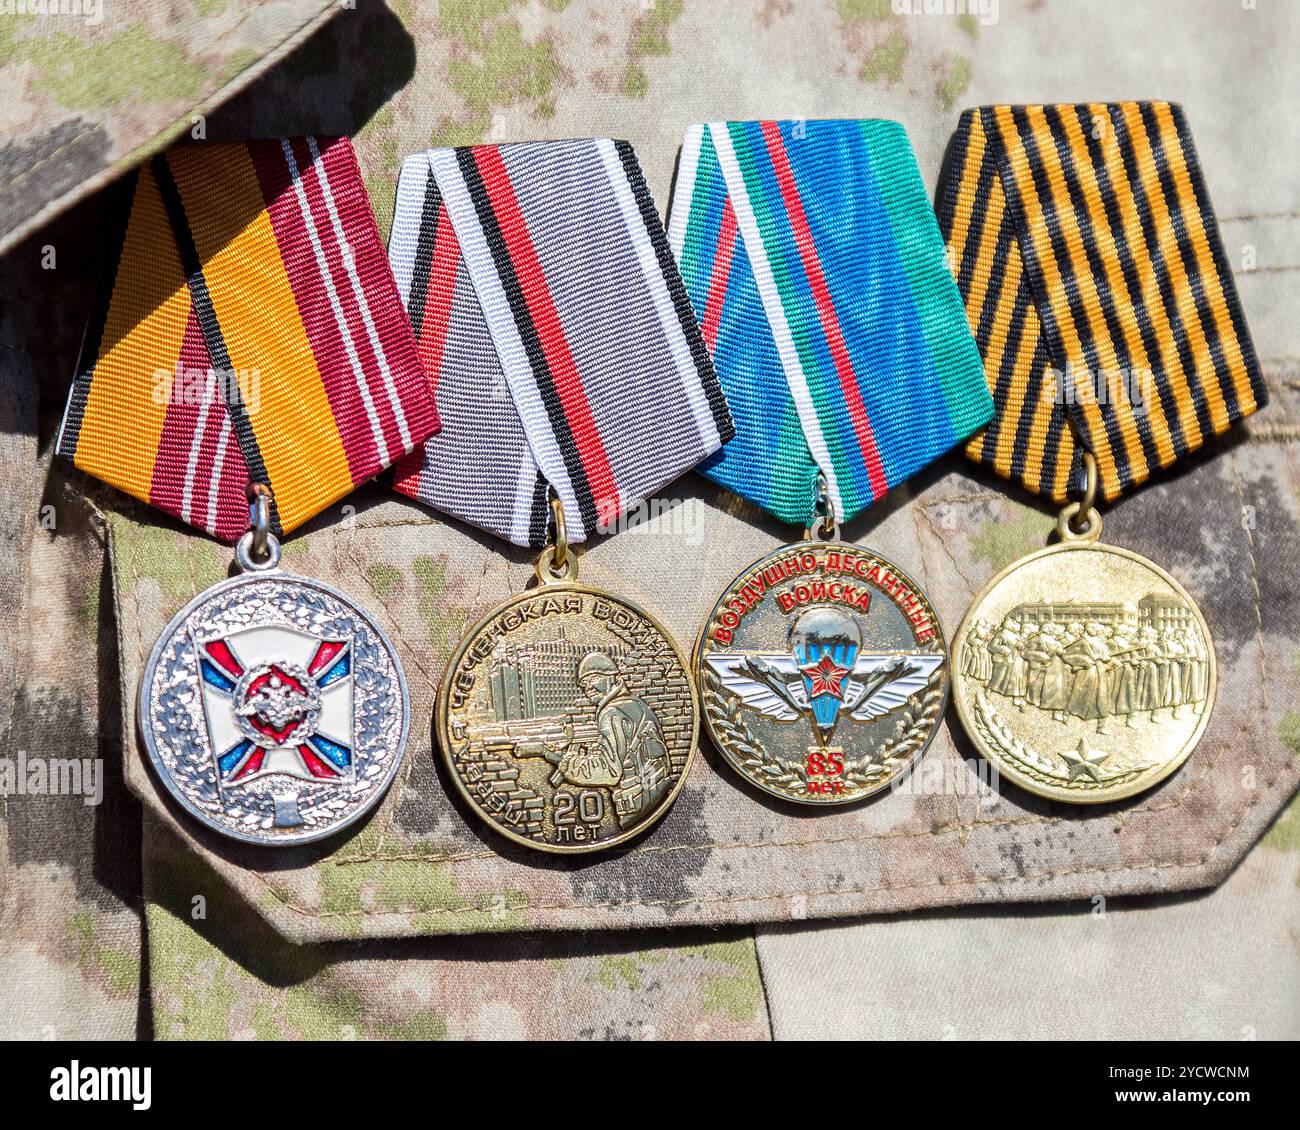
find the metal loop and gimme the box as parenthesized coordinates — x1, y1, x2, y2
(1056, 501, 1103, 543)
(549, 494, 568, 574)
(534, 544, 577, 585)
(1077, 450, 1098, 519)
(235, 529, 282, 572)
(1056, 451, 1102, 542)
(247, 482, 272, 562)
(804, 471, 841, 543)
(533, 494, 577, 583)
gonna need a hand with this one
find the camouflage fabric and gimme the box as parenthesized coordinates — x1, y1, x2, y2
(2, 0, 1297, 1039)
(0, 0, 339, 256)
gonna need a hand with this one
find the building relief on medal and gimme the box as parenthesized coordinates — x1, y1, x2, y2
(441, 592, 695, 850)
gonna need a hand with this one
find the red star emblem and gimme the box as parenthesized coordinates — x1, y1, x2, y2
(799, 653, 850, 699)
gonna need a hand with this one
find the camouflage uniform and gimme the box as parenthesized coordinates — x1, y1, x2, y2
(1, 0, 1296, 1040)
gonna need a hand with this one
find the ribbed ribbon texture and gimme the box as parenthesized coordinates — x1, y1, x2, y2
(667, 119, 992, 527)
(387, 139, 733, 548)
(937, 102, 1266, 503)
(57, 137, 439, 541)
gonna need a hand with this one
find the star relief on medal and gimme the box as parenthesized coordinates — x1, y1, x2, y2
(952, 540, 1217, 805)
(695, 540, 950, 806)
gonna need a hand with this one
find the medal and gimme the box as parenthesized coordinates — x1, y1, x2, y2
(59, 137, 438, 842)
(697, 529, 946, 804)
(937, 103, 1267, 801)
(438, 501, 697, 852)
(952, 456, 1214, 803)
(387, 139, 731, 849)
(140, 486, 410, 844)
(669, 120, 992, 803)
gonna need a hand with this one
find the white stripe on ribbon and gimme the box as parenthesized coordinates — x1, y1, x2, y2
(205, 411, 233, 534)
(389, 153, 430, 306)
(181, 368, 217, 527)
(705, 122, 843, 522)
(424, 147, 580, 545)
(596, 137, 721, 452)
(279, 139, 391, 463)
(666, 123, 705, 258)
(305, 136, 413, 452)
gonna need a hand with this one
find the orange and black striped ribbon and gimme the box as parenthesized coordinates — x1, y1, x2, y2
(936, 102, 1266, 503)
(57, 137, 439, 541)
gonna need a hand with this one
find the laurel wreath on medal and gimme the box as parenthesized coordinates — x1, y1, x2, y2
(703, 665, 945, 799)
(971, 692, 1157, 790)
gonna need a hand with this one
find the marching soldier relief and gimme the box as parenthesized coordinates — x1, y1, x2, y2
(953, 528, 1216, 805)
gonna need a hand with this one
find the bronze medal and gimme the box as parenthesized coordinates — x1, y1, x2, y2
(952, 466, 1216, 804)
(437, 504, 698, 852)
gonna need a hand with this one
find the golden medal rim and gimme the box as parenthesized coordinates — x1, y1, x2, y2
(436, 579, 701, 855)
(693, 539, 951, 808)
(951, 539, 1217, 806)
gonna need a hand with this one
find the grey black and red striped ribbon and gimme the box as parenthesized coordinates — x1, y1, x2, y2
(387, 139, 733, 547)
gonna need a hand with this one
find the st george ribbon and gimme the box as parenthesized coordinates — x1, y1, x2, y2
(387, 138, 734, 852)
(669, 120, 994, 805)
(59, 137, 436, 844)
(937, 103, 1267, 803)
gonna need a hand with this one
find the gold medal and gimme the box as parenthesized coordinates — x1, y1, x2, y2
(695, 487, 948, 806)
(436, 500, 698, 853)
(952, 455, 1216, 804)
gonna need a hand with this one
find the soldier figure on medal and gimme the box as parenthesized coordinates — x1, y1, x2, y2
(544, 652, 672, 830)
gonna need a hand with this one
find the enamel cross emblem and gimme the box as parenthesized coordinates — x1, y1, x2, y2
(139, 490, 409, 845)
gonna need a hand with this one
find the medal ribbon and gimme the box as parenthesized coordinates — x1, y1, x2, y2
(937, 102, 1267, 503)
(57, 137, 439, 542)
(667, 120, 993, 526)
(387, 139, 733, 547)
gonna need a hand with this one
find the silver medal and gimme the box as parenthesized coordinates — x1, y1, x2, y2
(139, 488, 409, 845)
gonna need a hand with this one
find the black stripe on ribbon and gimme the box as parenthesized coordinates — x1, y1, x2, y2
(613, 139, 734, 443)
(58, 170, 139, 461)
(454, 146, 600, 536)
(152, 154, 282, 537)
(406, 172, 442, 341)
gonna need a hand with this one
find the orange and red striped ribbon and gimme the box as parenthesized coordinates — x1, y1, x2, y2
(58, 137, 439, 540)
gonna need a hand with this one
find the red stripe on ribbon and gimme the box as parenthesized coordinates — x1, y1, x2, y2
(701, 198, 738, 350)
(149, 307, 207, 520)
(148, 309, 250, 541)
(760, 121, 888, 499)
(288, 136, 408, 467)
(418, 201, 460, 393)
(314, 137, 435, 445)
(250, 139, 382, 481)
(471, 146, 620, 524)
